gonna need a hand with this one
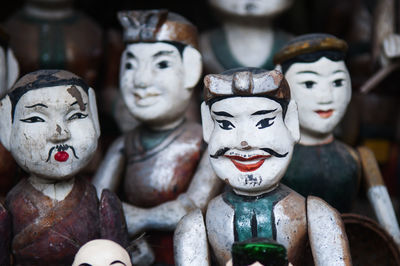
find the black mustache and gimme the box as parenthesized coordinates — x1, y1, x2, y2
(260, 148, 288, 158)
(210, 148, 230, 159)
(46, 144, 79, 162)
(210, 147, 288, 159)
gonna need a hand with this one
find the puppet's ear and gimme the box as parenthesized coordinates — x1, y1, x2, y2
(284, 99, 300, 143)
(88, 87, 101, 138)
(6, 49, 19, 89)
(0, 95, 13, 150)
(201, 102, 213, 143)
(182, 46, 202, 90)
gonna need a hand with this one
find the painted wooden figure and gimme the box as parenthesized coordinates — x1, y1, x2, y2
(5, 0, 103, 87)
(273, 33, 400, 246)
(174, 68, 352, 266)
(72, 239, 132, 266)
(200, 0, 292, 73)
(92, 10, 221, 264)
(0, 70, 130, 265)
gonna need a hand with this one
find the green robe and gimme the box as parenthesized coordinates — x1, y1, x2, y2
(282, 140, 360, 212)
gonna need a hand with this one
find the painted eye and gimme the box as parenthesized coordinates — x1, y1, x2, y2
(20, 116, 45, 123)
(303, 81, 316, 89)
(157, 60, 170, 69)
(256, 117, 275, 129)
(333, 79, 344, 87)
(68, 113, 88, 121)
(216, 119, 235, 130)
(125, 62, 133, 69)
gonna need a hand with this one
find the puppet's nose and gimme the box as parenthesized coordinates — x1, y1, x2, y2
(240, 141, 252, 150)
(48, 124, 71, 143)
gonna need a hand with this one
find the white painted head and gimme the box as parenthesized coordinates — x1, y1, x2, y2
(72, 239, 132, 266)
(208, 0, 293, 17)
(0, 70, 100, 181)
(274, 33, 351, 145)
(201, 68, 299, 196)
(118, 10, 202, 129)
(0, 28, 19, 98)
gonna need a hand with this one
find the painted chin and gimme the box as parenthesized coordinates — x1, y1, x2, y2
(224, 155, 271, 172)
(315, 109, 334, 119)
(244, 3, 257, 13)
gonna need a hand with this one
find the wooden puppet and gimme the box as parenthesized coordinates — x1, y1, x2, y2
(0, 70, 129, 265)
(273, 33, 400, 246)
(92, 10, 221, 264)
(200, 0, 293, 73)
(174, 68, 352, 266)
(4, 0, 103, 87)
(72, 239, 132, 266)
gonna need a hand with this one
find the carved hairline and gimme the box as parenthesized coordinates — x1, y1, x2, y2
(8, 77, 90, 122)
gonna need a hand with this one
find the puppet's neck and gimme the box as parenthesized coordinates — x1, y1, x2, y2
(222, 21, 274, 67)
(29, 176, 75, 201)
(299, 129, 334, 146)
(146, 117, 185, 131)
(233, 183, 279, 197)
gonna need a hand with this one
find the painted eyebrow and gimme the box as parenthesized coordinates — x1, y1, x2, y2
(296, 70, 320, 75)
(70, 101, 87, 107)
(25, 103, 48, 108)
(212, 111, 234, 117)
(332, 70, 346, 74)
(110, 261, 126, 266)
(153, 50, 174, 58)
(126, 51, 135, 59)
(251, 109, 277, 115)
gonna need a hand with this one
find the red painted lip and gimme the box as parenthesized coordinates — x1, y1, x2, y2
(54, 151, 69, 162)
(225, 155, 271, 172)
(315, 109, 334, 118)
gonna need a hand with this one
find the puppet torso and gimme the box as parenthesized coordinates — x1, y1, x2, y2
(282, 140, 360, 212)
(5, 177, 100, 266)
(206, 184, 307, 266)
(123, 120, 203, 207)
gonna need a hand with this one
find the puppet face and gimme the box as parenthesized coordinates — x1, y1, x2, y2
(285, 57, 351, 136)
(120, 42, 200, 127)
(72, 239, 132, 266)
(9, 85, 98, 180)
(204, 97, 297, 194)
(209, 0, 293, 17)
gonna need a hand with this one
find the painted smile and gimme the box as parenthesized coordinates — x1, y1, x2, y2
(315, 109, 334, 118)
(133, 92, 161, 100)
(224, 155, 271, 172)
(133, 92, 161, 107)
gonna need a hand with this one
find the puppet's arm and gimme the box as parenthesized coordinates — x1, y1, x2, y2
(307, 196, 352, 266)
(358, 146, 400, 246)
(123, 151, 222, 236)
(174, 209, 209, 266)
(92, 136, 125, 199)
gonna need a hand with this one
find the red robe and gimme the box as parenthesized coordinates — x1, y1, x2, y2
(5, 177, 128, 266)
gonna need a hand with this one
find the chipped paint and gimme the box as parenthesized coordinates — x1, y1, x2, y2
(67, 85, 85, 111)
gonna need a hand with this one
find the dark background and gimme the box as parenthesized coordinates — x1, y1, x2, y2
(0, 0, 348, 35)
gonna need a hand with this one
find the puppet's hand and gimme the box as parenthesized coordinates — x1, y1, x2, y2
(382, 34, 400, 64)
(122, 202, 149, 236)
